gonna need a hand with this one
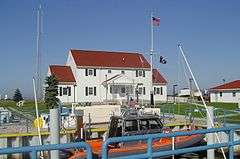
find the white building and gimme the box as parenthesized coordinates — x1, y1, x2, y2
(210, 80, 240, 103)
(48, 50, 167, 104)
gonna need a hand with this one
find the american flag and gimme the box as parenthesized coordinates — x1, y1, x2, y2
(152, 17, 160, 26)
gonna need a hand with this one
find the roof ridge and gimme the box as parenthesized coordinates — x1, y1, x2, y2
(70, 49, 140, 55)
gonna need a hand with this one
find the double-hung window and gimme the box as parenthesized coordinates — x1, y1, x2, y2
(136, 70, 145, 77)
(85, 86, 97, 96)
(59, 87, 71, 96)
(85, 68, 96, 76)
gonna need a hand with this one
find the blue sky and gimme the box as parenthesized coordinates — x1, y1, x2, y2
(0, 0, 240, 98)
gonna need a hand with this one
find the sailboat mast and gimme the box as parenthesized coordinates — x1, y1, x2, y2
(178, 44, 227, 159)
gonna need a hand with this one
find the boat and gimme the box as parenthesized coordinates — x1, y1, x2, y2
(68, 107, 204, 159)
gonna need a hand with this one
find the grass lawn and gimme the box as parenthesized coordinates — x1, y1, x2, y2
(0, 100, 49, 117)
(208, 102, 238, 110)
(157, 102, 240, 124)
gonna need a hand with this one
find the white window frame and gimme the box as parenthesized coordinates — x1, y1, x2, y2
(108, 69, 112, 74)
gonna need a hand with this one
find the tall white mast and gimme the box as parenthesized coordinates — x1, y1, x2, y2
(36, 3, 43, 100)
(178, 44, 226, 159)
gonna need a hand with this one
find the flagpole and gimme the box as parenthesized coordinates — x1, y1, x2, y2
(150, 12, 154, 107)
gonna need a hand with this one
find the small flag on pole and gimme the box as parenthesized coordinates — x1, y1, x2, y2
(152, 17, 160, 26)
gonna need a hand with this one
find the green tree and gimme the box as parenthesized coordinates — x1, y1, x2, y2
(44, 75, 59, 109)
(13, 88, 23, 102)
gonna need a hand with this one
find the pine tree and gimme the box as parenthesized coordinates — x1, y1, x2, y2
(13, 88, 23, 102)
(44, 75, 59, 109)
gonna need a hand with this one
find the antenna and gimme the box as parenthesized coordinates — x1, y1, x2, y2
(35, 3, 43, 100)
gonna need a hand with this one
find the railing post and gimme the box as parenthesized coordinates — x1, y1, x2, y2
(102, 141, 108, 159)
(229, 129, 234, 159)
(85, 143, 93, 159)
(147, 137, 153, 159)
(31, 150, 37, 159)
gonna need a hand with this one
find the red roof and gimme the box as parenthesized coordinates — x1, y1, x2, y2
(49, 65, 76, 83)
(70, 50, 150, 68)
(210, 80, 240, 90)
(152, 69, 167, 84)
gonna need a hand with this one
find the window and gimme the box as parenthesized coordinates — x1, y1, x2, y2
(85, 69, 96, 76)
(154, 87, 160, 95)
(160, 87, 163, 95)
(88, 69, 93, 76)
(139, 87, 143, 94)
(121, 87, 125, 93)
(138, 87, 146, 95)
(125, 120, 138, 132)
(108, 69, 112, 74)
(89, 87, 93, 95)
(121, 70, 125, 74)
(138, 70, 143, 76)
(140, 119, 161, 130)
(233, 92, 236, 97)
(136, 70, 145, 77)
(220, 92, 222, 97)
(85, 87, 97, 96)
(63, 87, 68, 95)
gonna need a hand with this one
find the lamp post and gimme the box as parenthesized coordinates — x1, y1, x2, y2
(173, 84, 178, 104)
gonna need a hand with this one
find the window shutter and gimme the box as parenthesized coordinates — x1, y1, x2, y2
(110, 86, 112, 94)
(143, 87, 146, 95)
(68, 87, 71, 96)
(85, 87, 88, 96)
(160, 87, 163, 95)
(154, 87, 156, 95)
(94, 87, 96, 96)
(136, 70, 138, 77)
(143, 70, 145, 77)
(59, 87, 62, 96)
(85, 69, 88, 76)
(94, 69, 96, 76)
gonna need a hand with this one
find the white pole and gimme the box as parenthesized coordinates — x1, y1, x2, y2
(50, 108, 60, 159)
(150, 12, 154, 107)
(178, 44, 226, 159)
(207, 106, 215, 159)
(33, 78, 44, 158)
(172, 137, 175, 159)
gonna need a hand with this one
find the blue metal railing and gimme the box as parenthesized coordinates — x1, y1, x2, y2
(0, 142, 92, 159)
(102, 126, 240, 159)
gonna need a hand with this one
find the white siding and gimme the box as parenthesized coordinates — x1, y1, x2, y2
(210, 91, 240, 103)
(54, 53, 167, 103)
(153, 85, 167, 101)
(57, 85, 75, 103)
